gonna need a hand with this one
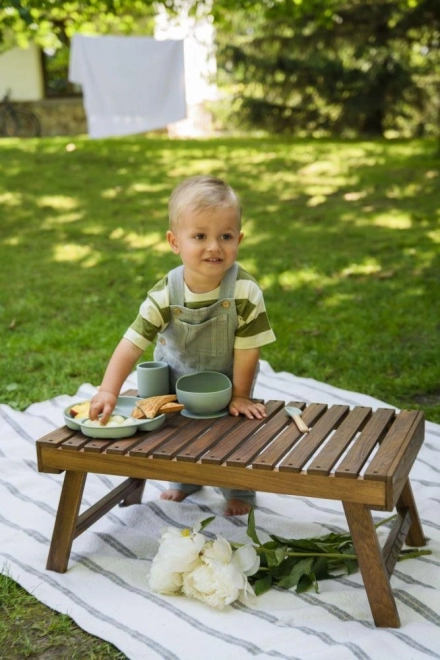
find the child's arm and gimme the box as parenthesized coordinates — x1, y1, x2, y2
(89, 338, 143, 424)
(229, 347, 266, 419)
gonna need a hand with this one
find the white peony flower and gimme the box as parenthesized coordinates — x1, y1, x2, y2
(149, 521, 260, 608)
(181, 537, 260, 609)
(232, 543, 260, 577)
(149, 526, 205, 595)
(182, 560, 244, 609)
(202, 536, 233, 564)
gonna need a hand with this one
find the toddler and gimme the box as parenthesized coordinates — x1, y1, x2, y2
(90, 175, 276, 516)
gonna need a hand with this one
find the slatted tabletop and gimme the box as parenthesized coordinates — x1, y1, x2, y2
(37, 399, 424, 511)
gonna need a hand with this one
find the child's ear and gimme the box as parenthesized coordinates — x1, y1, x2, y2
(166, 230, 180, 254)
(238, 232, 244, 245)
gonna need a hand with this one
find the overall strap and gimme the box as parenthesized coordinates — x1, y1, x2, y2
(168, 265, 185, 306)
(218, 263, 239, 299)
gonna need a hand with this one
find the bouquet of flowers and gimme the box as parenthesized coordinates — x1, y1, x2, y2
(149, 516, 259, 609)
(150, 509, 430, 610)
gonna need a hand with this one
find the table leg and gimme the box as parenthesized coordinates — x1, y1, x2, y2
(343, 501, 400, 628)
(120, 478, 146, 507)
(396, 479, 426, 547)
(46, 471, 87, 573)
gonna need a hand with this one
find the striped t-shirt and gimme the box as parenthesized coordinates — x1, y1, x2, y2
(123, 264, 276, 352)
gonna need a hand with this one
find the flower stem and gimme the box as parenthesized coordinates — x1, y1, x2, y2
(258, 549, 357, 560)
(398, 549, 432, 561)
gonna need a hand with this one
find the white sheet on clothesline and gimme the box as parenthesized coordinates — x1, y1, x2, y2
(69, 34, 186, 138)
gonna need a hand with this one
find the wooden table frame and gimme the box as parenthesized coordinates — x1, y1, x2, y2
(36, 396, 426, 628)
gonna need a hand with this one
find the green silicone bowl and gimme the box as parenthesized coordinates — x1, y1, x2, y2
(176, 371, 232, 415)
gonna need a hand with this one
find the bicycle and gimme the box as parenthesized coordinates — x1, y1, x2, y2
(0, 91, 41, 138)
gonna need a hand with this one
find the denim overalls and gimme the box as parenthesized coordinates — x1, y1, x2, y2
(154, 263, 255, 505)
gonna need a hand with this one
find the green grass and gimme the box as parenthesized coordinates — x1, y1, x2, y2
(0, 134, 439, 656)
(0, 570, 125, 659)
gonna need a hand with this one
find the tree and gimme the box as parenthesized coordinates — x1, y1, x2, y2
(0, 1, 161, 51)
(213, 0, 440, 137)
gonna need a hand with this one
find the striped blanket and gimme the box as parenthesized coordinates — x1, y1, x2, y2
(1, 361, 439, 660)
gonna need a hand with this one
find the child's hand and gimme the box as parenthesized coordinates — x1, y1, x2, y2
(229, 396, 267, 419)
(88, 391, 117, 425)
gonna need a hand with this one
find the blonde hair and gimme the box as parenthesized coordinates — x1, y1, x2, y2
(168, 175, 242, 230)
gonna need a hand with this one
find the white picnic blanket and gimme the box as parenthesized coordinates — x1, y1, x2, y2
(1, 360, 439, 660)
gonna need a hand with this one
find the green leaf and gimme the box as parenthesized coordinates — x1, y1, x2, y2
(199, 516, 216, 531)
(297, 572, 318, 594)
(342, 558, 358, 575)
(311, 556, 332, 581)
(252, 575, 272, 596)
(277, 557, 314, 591)
(246, 508, 261, 546)
(275, 545, 287, 564)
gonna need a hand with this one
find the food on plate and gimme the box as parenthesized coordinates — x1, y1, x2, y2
(82, 415, 134, 428)
(131, 394, 183, 419)
(70, 401, 91, 419)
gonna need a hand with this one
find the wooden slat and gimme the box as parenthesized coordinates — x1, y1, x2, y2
(83, 439, 114, 453)
(106, 435, 154, 456)
(335, 408, 395, 479)
(201, 401, 284, 465)
(174, 415, 243, 462)
(307, 406, 372, 476)
(226, 409, 289, 466)
(129, 414, 191, 457)
(252, 403, 327, 470)
(37, 426, 77, 447)
(366, 411, 424, 509)
(279, 405, 349, 473)
(364, 411, 423, 480)
(60, 435, 91, 451)
(152, 417, 215, 460)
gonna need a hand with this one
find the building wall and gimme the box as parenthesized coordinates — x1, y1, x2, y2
(0, 43, 44, 101)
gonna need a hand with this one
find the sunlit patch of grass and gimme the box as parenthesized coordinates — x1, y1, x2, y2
(372, 213, 412, 229)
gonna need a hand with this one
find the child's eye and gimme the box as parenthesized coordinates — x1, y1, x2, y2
(221, 234, 233, 241)
(194, 234, 206, 240)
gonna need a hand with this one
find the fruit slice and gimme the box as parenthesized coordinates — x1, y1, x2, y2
(70, 401, 91, 419)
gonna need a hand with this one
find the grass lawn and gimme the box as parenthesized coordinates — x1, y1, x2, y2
(0, 134, 439, 657)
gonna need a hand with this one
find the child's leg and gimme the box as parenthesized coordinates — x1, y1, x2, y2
(221, 488, 256, 517)
(160, 482, 202, 502)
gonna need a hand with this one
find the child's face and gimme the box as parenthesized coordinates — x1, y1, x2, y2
(167, 206, 243, 292)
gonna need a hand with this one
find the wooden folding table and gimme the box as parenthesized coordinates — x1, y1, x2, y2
(36, 396, 426, 627)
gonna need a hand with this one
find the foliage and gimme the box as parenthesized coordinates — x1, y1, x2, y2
(0, 0, 158, 50)
(2, 1, 438, 135)
(215, 0, 440, 137)
(190, 510, 430, 598)
(244, 508, 358, 594)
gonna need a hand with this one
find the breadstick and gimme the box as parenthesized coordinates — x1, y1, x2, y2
(136, 394, 178, 419)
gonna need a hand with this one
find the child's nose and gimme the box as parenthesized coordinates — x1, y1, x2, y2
(207, 238, 220, 250)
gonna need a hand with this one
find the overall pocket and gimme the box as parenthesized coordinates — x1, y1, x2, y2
(179, 314, 230, 357)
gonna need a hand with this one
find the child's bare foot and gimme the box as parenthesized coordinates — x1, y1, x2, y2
(224, 498, 253, 517)
(160, 489, 189, 502)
